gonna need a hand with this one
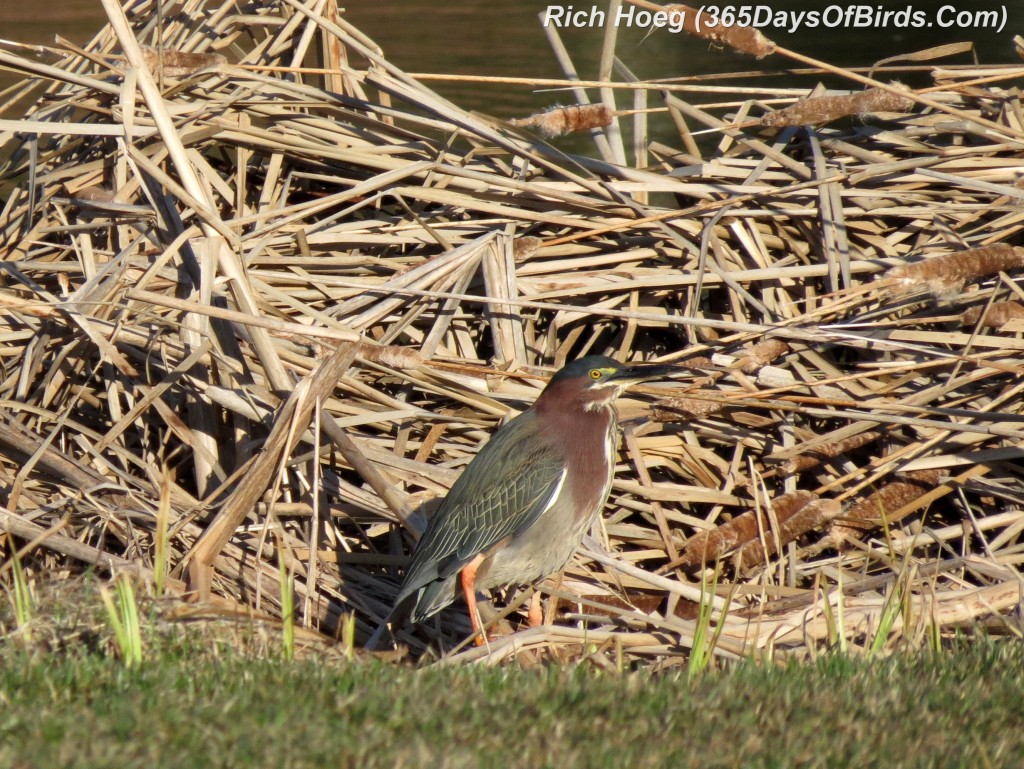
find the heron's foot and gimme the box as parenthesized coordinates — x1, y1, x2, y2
(471, 629, 500, 647)
(527, 590, 543, 628)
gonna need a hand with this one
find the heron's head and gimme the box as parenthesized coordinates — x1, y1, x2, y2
(541, 355, 677, 411)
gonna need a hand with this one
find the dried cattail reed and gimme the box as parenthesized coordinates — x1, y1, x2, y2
(674, 354, 714, 370)
(780, 429, 884, 474)
(735, 497, 842, 569)
(71, 185, 118, 203)
(666, 490, 819, 570)
(513, 236, 543, 262)
(661, 3, 776, 58)
(734, 339, 790, 372)
(884, 244, 1024, 299)
(757, 366, 850, 403)
(141, 47, 226, 77)
(960, 301, 1024, 328)
(355, 341, 423, 369)
(508, 104, 612, 137)
(652, 395, 724, 421)
(829, 469, 945, 543)
(761, 84, 913, 127)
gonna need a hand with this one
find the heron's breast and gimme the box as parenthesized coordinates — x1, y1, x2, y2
(561, 407, 616, 524)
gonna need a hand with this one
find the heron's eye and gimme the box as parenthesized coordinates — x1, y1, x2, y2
(589, 369, 602, 380)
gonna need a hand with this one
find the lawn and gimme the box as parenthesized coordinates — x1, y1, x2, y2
(2, 631, 1023, 769)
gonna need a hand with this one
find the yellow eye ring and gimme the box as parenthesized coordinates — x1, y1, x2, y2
(589, 369, 602, 380)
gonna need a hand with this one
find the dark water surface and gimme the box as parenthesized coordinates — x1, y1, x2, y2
(348, 1, 1022, 117)
(1, 2, 1020, 127)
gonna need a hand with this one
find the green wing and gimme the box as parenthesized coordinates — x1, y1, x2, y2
(393, 409, 565, 617)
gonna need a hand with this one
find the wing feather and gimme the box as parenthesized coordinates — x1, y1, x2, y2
(392, 410, 564, 618)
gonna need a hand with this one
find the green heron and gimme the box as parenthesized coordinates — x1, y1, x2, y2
(390, 355, 677, 642)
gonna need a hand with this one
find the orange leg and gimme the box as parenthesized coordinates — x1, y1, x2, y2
(528, 589, 543, 628)
(460, 554, 487, 646)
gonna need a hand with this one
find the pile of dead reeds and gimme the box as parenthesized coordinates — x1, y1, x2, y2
(1, 0, 1023, 665)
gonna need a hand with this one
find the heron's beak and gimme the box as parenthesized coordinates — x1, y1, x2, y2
(606, 362, 679, 388)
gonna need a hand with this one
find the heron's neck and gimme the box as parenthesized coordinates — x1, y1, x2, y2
(537, 391, 617, 445)
(536, 391, 617, 516)
(537, 379, 618, 421)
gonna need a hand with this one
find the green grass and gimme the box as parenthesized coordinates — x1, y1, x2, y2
(99, 575, 143, 667)
(2, 577, 1023, 768)
(2, 640, 1023, 768)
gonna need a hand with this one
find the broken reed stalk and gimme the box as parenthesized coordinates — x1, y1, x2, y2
(188, 341, 361, 600)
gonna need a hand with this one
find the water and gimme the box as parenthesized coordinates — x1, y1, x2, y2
(346, 1, 1022, 119)
(1, 2, 1020, 128)
(0, 0, 102, 49)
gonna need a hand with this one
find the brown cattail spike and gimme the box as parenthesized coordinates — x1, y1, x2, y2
(762, 84, 913, 127)
(666, 490, 823, 571)
(142, 47, 226, 78)
(781, 429, 884, 474)
(734, 339, 790, 372)
(960, 301, 1024, 329)
(653, 396, 724, 421)
(355, 341, 422, 369)
(508, 104, 612, 138)
(735, 497, 842, 569)
(884, 244, 1024, 300)
(830, 469, 945, 544)
(662, 3, 776, 58)
(513, 236, 543, 262)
